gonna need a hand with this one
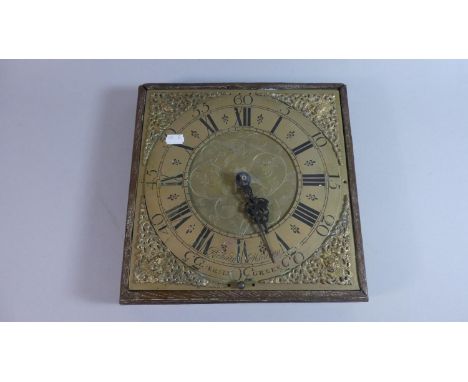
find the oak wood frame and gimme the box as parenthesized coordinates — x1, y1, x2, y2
(120, 83, 368, 304)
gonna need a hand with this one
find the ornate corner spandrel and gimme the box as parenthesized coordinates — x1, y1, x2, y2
(260, 92, 342, 164)
(260, 196, 354, 286)
(143, 91, 230, 163)
(131, 199, 219, 288)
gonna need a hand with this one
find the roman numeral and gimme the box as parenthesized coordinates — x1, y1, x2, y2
(275, 232, 290, 252)
(292, 141, 314, 156)
(174, 144, 194, 152)
(192, 226, 214, 255)
(236, 239, 249, 263)
(302, 174, 325, 186)
(199, 114, 219, 134)
(292, 202, 320, 227)
(270, 116, 282, 134)
(160, 173, 183, 186)
(165, 201, 191, 230)
(234, 107, 251, 126)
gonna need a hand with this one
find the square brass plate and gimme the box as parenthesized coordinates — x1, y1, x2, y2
(120, 83, 367, 304)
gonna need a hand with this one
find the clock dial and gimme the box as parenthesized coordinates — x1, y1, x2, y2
(141, 93, 345, 285)
(122, 84, 367, 303)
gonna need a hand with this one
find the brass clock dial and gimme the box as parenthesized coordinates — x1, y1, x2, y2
(120, 84, 368, 303)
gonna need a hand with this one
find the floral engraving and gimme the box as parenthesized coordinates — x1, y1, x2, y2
(290, 224, 300, 234)
(167, 193, 179, 201)
(306, 194, 318, 201)
(185, 224, 195, 234)
(286, 130, 295, 139)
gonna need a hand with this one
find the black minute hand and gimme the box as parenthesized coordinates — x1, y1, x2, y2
(235, 172, 275, 262)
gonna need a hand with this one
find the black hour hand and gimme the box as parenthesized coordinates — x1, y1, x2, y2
(235, 172, 270, 230)
(236, 172, 274, 262)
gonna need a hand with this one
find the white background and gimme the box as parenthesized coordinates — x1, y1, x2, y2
(1, 60, 468, 321)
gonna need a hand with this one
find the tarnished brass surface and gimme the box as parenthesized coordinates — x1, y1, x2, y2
(188, 130, 298, 236)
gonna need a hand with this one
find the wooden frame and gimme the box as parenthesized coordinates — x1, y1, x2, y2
(120, 83, 368, 304)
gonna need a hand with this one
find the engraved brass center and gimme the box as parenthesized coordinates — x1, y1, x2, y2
(187, 130, 298, 236)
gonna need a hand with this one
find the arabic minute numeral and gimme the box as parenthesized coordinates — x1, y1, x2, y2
(233, 94, 253, 105)
(150, 213, 169, 234)
(311, 132, 328, 147)
(316, 215, 336, 236)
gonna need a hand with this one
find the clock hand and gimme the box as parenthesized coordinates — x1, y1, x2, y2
(257, 225, 275, 263)
(235, 172, 275, 262)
